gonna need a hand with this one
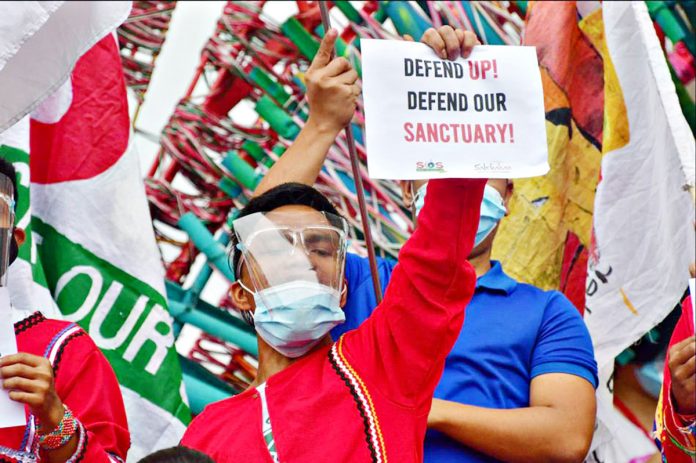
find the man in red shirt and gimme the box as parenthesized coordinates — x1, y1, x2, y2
(0, 157, 130, 462)
(654, 263, 695, 462)
(181, 29, 485, 462)
(252, 25, 597, 463)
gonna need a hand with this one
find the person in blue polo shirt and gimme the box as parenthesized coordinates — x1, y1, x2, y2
(408, 178, 597, 462)
(252, 25, 598, 462)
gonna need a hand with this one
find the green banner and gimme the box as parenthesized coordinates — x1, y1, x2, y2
(33, 217, 191, 424)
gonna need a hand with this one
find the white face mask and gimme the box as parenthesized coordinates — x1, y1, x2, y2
(241, 280, 346, 358)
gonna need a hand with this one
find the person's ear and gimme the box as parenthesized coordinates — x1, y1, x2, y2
(400, 180, 414, 208)
(13, 228, 25, 246)
(230, 281, 254, 312)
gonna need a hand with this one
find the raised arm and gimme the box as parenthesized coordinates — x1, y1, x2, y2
(343, 176, 485, 409)
(254, 29, 360, 196)
(338, 27, 482, 409)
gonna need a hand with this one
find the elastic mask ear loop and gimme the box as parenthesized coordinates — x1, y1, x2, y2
(237, 279, 254, 295)
(236, 278, 256, 327)
(234, 244, 256, 327)
(234, 252, 255, 296)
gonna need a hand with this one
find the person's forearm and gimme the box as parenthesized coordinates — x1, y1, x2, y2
(431, 402, 592, 463)
(42, 423, 126, 463)
(42, 433, 78, 463)
(354, 179, 484, 405)
(253, 118, 339, 196)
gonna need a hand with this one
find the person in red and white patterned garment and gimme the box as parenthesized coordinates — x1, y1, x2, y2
(0, 157, 130, 463)
(654, 263, 695, 462)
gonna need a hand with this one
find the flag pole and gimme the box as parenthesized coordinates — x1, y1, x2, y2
(318, 1, 383, 304)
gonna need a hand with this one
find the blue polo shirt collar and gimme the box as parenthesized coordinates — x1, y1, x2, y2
(476, 260, 517, 294)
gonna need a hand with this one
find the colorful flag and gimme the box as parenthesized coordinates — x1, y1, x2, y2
(495, 1, 695, 460)
(492, 0, 603, 298)
(584, 2, 694, 460)
(582, 0, 694, 373)
(1, 34, 191, 461)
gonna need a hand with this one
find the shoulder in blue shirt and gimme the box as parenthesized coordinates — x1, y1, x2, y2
(425, 261, 598, 462)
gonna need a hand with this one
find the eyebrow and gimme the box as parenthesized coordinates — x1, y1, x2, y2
(304, 232, 336, 244)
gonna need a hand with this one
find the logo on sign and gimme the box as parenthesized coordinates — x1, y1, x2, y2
(416, 160, 445, 173)
(474, 161, 512, 172)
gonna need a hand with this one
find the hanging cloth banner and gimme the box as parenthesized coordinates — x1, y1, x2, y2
(0, 1, 131, 131)
(1, 35, 192, 461)
(361, 39, 549, 179)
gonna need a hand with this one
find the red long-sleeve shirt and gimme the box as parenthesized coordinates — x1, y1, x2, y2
(0, 313, 130, 462)
(654, 295, 695, 462)
(182, 178, 486, 462)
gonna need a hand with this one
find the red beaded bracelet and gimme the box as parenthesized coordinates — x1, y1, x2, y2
(38, 405, 77, 451)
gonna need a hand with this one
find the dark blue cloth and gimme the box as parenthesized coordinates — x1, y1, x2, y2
(338, 256, 598, 462)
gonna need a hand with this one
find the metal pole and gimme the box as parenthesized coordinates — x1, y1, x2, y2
(318, 1, 383, 304)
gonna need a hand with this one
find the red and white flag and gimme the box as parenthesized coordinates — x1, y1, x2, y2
(1, 30, 190, 463)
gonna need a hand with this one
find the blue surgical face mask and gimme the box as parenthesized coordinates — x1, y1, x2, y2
(635, 354, 665, 400)
(413, 183, 427, 218)
(414, 183, 507, 248)
(244, 280, 346, 358)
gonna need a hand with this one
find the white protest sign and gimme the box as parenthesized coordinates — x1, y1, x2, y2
(0, 287, 26, 428)
(361, 40, 549, 179)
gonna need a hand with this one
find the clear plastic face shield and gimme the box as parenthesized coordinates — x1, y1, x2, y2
(0, 173, 15, 287)
(233, 209, 348, 306)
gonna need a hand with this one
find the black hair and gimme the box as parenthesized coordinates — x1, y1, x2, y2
(230, 182, 341, 281)
(0, 157, 18, 211)
(137, 446, 214, 463)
